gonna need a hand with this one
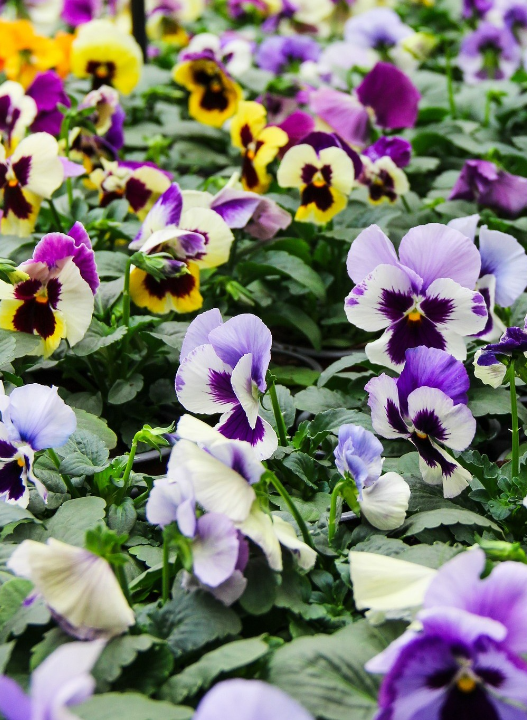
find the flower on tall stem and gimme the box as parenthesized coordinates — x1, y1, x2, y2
(175, 309, 277, 458)
(0, 224, 97, 356)
(345, 223, 487, 370)
(277, 131, 356, 224)
(366, 346, 476, 497)
(230, 101, 288, 193)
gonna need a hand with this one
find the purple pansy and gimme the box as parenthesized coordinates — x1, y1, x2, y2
(367, 549, 527, 719)
(344, 8, 413, 52)
(458, 22, 521, 83)
(345, 224, 487, 370)
(209, 186, 292, 240)
(363, 136, 412, 168)
(475, 325, 527, 387)
(365, 346, 476, 497)
(194, 679, 314, 720)
(256, 35, 320, 74)
(26, 72, 70, 137)
(449, 159, 527, 217)
(504, 2, 527, 45)
(309, 87, 371, 149)
(463, 0, 493, 18)
(0, 640, 105, 720)
(175, 309, 277, 460)
(356, 62, 421, 129)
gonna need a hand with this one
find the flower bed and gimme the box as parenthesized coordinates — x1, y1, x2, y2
(0, 1, 527, 719)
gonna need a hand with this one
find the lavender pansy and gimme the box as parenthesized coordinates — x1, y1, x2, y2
(356, 62, 421, 130)
(365, 346, 476, 497)
(463, 0, 493, 18)
(256, 35, 320, 74)
(0, 640, 105, 720)
(176, 309, 277, 459)
(458, 22, 521, 83)
(194, 679, 314, 720)
(345, 224, 487, 370)
(449, 159, 527, 217)
(344, 8, 413, 49)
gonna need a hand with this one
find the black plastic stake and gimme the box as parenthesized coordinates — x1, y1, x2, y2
(131, 0, 148, 62)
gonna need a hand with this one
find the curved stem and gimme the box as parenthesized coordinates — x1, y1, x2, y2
(328, 481, 345, 544)
(509, 361, 520, 479)
(116, 436, 139, 504)
(114, 563, 132, 605)
(267, 379, 288, 446)
(266, 471, 316, 551)
(47, 199, 64, 232)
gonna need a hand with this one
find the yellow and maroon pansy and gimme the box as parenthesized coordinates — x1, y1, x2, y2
(173, 51, 242, 128)
(277, 132, 355, 225)
(130, 261, 202, 315)
(359, 155, 410, 205)
(0, 132, 64, 237)
(230, 101, 288, 194)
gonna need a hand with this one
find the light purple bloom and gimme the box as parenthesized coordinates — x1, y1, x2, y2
(146, 475, 196, 536)
(256, 36, 320, 74)
(365, 346, 476, 497)
(194, 679, 314, 720)
(309, 87, 371, 149)
(26, 72, 70, 137)
(344, 8, 413, 50)
(463, 0, 493, 18)
(210, 186, 292, 240)
(335, 424, 383, 495)
(449, 159, 527, 217)
(458, 22, 521, 83)
(0, 640, 105, 720)
(30, 223, 99, 295)
(363, 136, 412, 168)
(176, 309, 277, 459)
(356, 62, 421, 129)
(345, 224, 487, 370)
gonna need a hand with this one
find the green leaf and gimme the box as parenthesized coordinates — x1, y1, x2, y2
(317, 352, 369, 387)
(76, 694, 192, 720)
(240, 558, 278, 615)
(262, 303, 322, 350)
(108, 499, 137, 536)
(307, 409, 373, 437)
(44, 497, 107, 545)
(0, 578, 50, 641)
(400, 508, 503, 537)
(283, 452, 318, 489)
(144, 322, 189, 351)
(73, 319, 127, 357)
(74, 409, 117, 450)
(469, 386, 527, 420)
(94, 251, 129, 279)
(60, 430, 110, 476)
(146, 585, 242, 659)
(108, 375, 144, 405)
(294, 387, 353, 414)
(0, 503, 38, 528)
(240, 250, 326, 300)
(160, 637, 270, 704)
(267, 620, 402, 720)
(92, 635, 172, 693)
(0, 334, 16, 368)
(0, 641, 14, 672)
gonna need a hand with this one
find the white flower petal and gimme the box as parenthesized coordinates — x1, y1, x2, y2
(359, 472, 410, 531)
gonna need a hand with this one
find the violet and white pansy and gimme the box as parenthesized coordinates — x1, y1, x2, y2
(345, 223, 488, 371)
(0, 225, 97, 356)
(0, 80, 38, 151)
(175, 309, 277, 459)
(366, 346, 476, 498)
(0, 131, 64, 237)
(0, 382, 76, 507)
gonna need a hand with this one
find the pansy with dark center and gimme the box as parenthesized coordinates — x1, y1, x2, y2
(458, 23, 521, 83)
(366, 346, 476, 497)
(86, 60, 116, 88)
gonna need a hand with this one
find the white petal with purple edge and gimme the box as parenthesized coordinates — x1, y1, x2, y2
(365, 374, 409, 440)
(424, 277, 488, 336)
(176, 343, 237, 415)
(216, 408, 278, 461)
(473, 349, 507, 388)
(346, 224, 399, 284)
(407, 386, 476, 451)
(179, 308, 223, 362)
(398, 224, 481, 290)
(205, 440, 265, 485)
(359, 472, 410, 530)
(231, 353, 259, 429)
(192, 513, 239, 587)
(272, 515, 316, 571)
(345, 264, 415, 332)
(4, 384, 76, 450)
(479, 225, 527, 307)
(476, 274, 506, 342)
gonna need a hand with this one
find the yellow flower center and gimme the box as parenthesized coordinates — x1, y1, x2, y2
(312, 171, 326, 188)
(8, 178, 18, 187)
(457, 673, 477, 694)
(17, 456, 25, 467)
(95, 66, 109, 79)
(415, 430, 427, 439)
(210, 79, 222, 92)
(407, 310, 422, 322)
(35, 289, 48, 304)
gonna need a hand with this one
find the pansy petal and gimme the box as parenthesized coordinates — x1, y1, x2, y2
(359, 472, 410, 531)
(11, 133, 63, 198)
(408, 386, 476, 451)
(192, 513, 239, 587)
(277, 144, 320, 188)
(0, 677, 31, 720)
(179, 308, 223, 361)
(217, 406, 278, 460)
(317, 146, 355, 195)
(417, 442, 472, 498)
(423, 277, 487, 337)
(346, 224, 399, 284)
(447, 214, 480, 241)
(180, 207, 234, 269)
(55, 258, 94, 346)
(176, 343, 237, 415)
(272, 515, 316, 571)
(238, 502, 282, 571)
(365, 373, 409, 440)
(474, 348, 507, 388)
(479, 226, 527, 307)
(4, 384, 76, 450)
(231, 353, 259, 429)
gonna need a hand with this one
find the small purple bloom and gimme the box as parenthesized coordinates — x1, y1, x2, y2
(334, 424, 383, 496)
(345, 224, 487, 370)
(62, 0, 102, 25)
(209, 186, 292, 240)
(450, 159, 527, 217)
(363, 136, 412, 168)
(458, 22, 521, 82)
(365, 346, 476, 497)
(475, 325, 527, 388)
(26, 72, 70, 137)
(463, 0, 493, 18)
(356, 62, 421, 129)
(344, 8, 413, 50)
(256, 35, 320, 74)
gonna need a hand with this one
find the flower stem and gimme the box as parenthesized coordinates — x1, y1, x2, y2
(122, 258, 133, 329)
(48, 448, 79, 498)
(267, 379, 288, 446)
(47, 199, 64, 232)
(509, 361, 520, 479)
(117, 435, 139, 503)
(162, 531, 171, 603)
(445, 46, 457, 119)
(266, 470, 316, 551)
(328, 481, 345, 543)
(114, 563, 132, 605)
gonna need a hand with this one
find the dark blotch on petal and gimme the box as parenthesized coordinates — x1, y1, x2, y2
(126, 177, 151, 212)
(301, 182, 333, 211)
(387, 315, 447, 366)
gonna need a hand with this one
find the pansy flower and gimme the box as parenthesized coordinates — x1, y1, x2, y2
(173, 50, 243, 128)
(26, 71, 70, 137)
(0, 81, 37, 152)
(80, 85, 125, 149)
(345, 223, 487, 370)
(0, 225, 96, 356)
(474, 326, 527, 388)
(0, 132, 64, 237)
(0, 383, 76, 506)
(71, 20, 143, 94)
(358, 136, 411, 204)
(230, 101, 288, 193)
(277, 131, 356, 224)
(90, 158, 172, 219)
(256, 35, 320, 74)
(449, 159, 527, 218)
(0, 20, 65, 89)
(366, 346, 476, 497)
(176, 311, 277, 459)
(180, 32, 253, 78)
(356, 62, 421, 130)
(458, 22, 521, 83)
(130, 183, 233, 313)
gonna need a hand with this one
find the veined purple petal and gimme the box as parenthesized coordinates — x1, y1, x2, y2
(217, 404, 265, 444)
(32, 229, 99, 294)
(210, 188, 261, 229)
(180, 308, 224, 362)
(356, 62, 420, 129)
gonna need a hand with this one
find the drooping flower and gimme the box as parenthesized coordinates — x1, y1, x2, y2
(173, 50, 243, 128)
(0, 81, 37, 152)
(458, 22, 521, 83)
(8, 538, 135, 639)
(0, 382, 76, 507)
(475, 326, 527, 388)
(345, 224, 487, 369)
(194, 679, 314, 720)
(256, 35, 320, 74)
(365, 346, 476, 497)
(277, 131, 356, 224)
(449, 159, 527, 218)
(0, 640, 105, 720)
(334, 424, 410, 530)
(230, 101, 288, 193)
(0, 225, 96, 356)
(71, 20, 143, 94)
(90, 158, 172, 219)
(0, 132, 64, 236)
(176, 310, 277, 458)
(129, 183, 234, 314)
(356, 61, 421, 130)
(26, 71, 70, 137)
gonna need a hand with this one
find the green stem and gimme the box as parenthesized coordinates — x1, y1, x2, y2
(48, 448, 79, 498)
(509, 361, 520, 479)
(267, 471, 316, 551)
(328, 481, 345, 543)
(267, 379, 288, 446)
(401, 195, 412, 213)
(162, 531, 171, 603)
(122, 258, 133, 329)
(117, 435, 139, 503)
(114, 563, 132, 606)
(445, 47, 457, 119)
(47, 199, 64, 232)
